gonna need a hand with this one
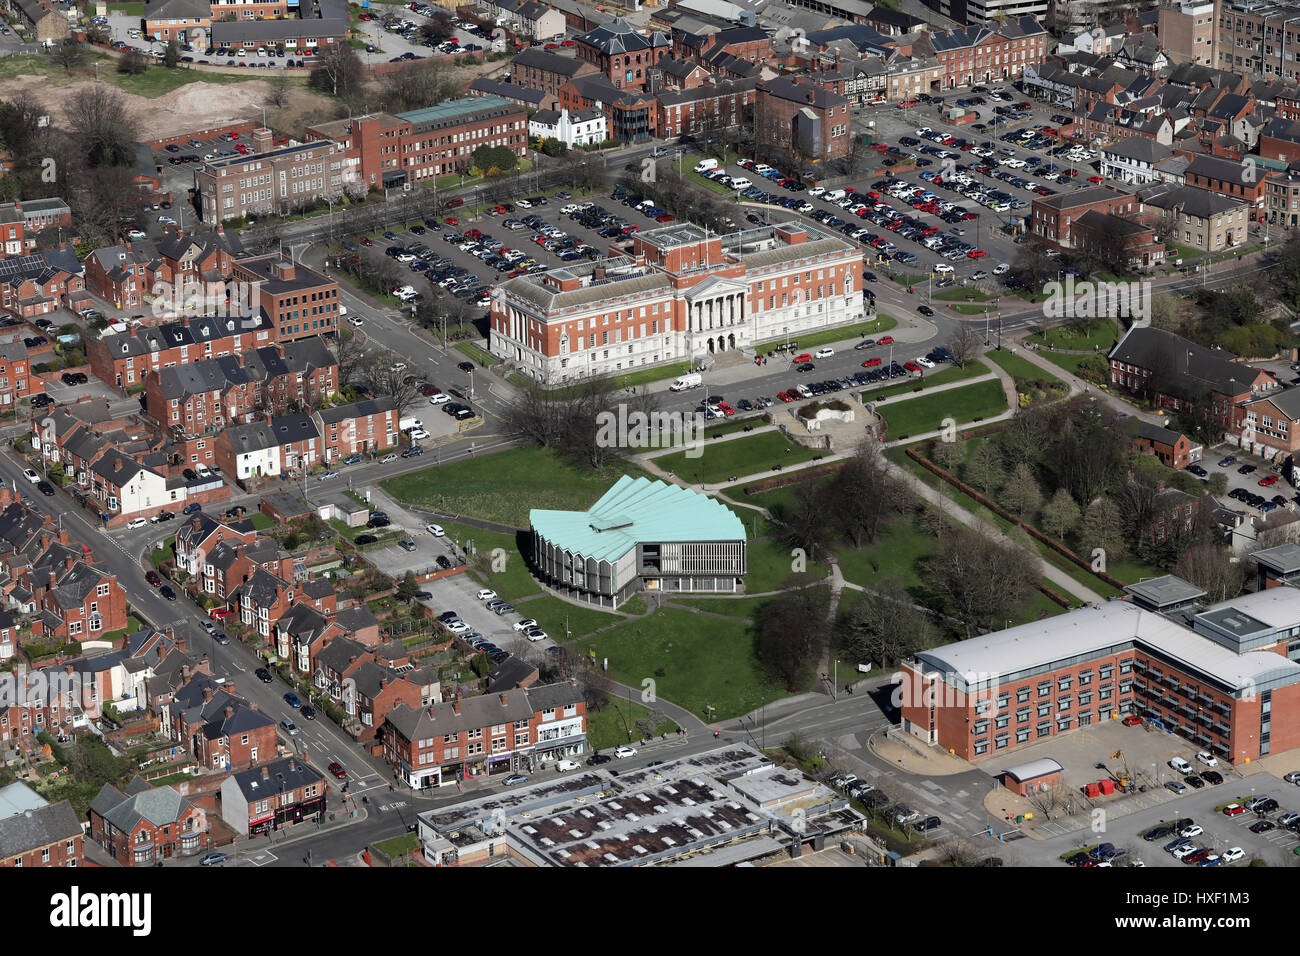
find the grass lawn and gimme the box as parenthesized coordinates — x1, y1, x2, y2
(586, 700, 679, 751)
(455, 341, 500, 366)
(580, 608, 792, 721)
(669, 595, 776, 621)
(835, 514, 938, 594)
(1026, 319, 1118, 351)
(951, 303, 993, 315)
(863, 359, 990, 402)
(150, 544, 175, 569)
(881, 379, 1008, 440)
(374, 834, 420, 859)
(1033, 349, 1100, 378)
(934, 288, 994, 302)
(246, 512, 274, 531)
(510, 594, 624, 639)
(381, 446, 654, 528)
(734, 477, 821, 517)
(985, 349, 1063, 388)
(536, 361, 693, 397)
(651, 430, 823, 485)
(743, 518, 829, 593)
(752, 314, 898, 353)
(432, 520, 541, 601)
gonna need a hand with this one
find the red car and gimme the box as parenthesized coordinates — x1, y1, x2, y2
(878, 336, 894, 345)
(1222, 804, 1246, 816)
(716, 402, 735, 416)
(561, 39, 575, 46)
(209, 608, 234, 620)
(777, 391, 795, 402)
(359, 236, 373, 246)
(967, 249, 986, 258)
(1122, 715, 1142, 726)
(904, 361, 922, 372)
(146, 570, 162, 587)
(328, 761, 347, 779)
(446, 197, 464, 208)
(897, 99, 918, 108)
(655, 213, 675, 222)
(1087, 175, 1104, 184)
(545, 42, 559, 49)
(1260, 475, 1281, 487)
(465, 228, 483, 240)
(444, 216, 460, 226)
(793, 352, 812, 363)
(862, 357, 882, 367)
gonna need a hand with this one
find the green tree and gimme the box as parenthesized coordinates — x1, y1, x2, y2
(396, 570, 420, 603)
(964, 440, 1003, 494)
(163, 38, 181, 68)
(1207, 471, 1228, 496)
(472, 144, 518, 174)
(1040, 487, 1080, 540)
(1001, 462, 1042, 517)
(1079, 497, 1125, 563)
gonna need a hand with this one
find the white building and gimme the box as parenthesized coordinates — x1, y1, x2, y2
(1099, 136, 1176, 185)
(528, 107, 608, 147)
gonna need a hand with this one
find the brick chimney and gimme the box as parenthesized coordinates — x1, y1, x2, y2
(288, 757, 296, 772)
(274, 261, 297, 282)
(500, 693, 508, 706)
(190, 517, 202, 534)
(301, 750, 307, 765)
(251, 127, 273, 153)
(47, 571, 56, 590)
(181, 664, 191, 681)
(453, 699, 461, 715)
(262, 765, 270, 779)
(203, 687, 214, 703)
(224, 704, 234, 719)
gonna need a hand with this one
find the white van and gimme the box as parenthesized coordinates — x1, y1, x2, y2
(730, 176, 753, 190)
(693, 158, 719, 174)
(814, 347, 834, 358)
(823, 188, 847, 202)
(669, 372, 703, 391)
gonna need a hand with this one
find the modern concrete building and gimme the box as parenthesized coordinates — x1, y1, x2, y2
(529, 476, 746, 607)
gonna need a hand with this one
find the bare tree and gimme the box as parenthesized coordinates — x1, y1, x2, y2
(364, 349, 427, 423)
(333, 329, 367, 388)
(68, 85, 138, 167)
(47, 39, 86, 74)
(265, 72, 292, 109)
(836, 575, 931, 668)
(926, 528, 1037, 637)
(948, 323, 984, 368)
(309, 44, 365, 102)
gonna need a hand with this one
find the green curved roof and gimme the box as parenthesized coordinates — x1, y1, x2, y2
(530, 476, 746, 561)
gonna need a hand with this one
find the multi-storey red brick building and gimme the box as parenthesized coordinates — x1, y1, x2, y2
(1029, 185, 1145, 250)
(928, 16, 1048, 90)
(508, 47, 599, 98)
(0, 341, 43, 408)
(194, 130, 346, 223)
(220, 756, 328, 836)
(304, 96, 529, 190)
(0, 798, 83, 868)
(313, 396, 398, 462)
(491, 220, 865, 382)
(230, 257, 340, 343)
(656, 79, 758, 140)
(0, 199, 71, 256)
(1109, 326, 1278, 426)
(900, 596, 1300, 764)
(382, 681, 587, 787)
(89, 778, 208, 865)
(574, 17, 670, 90)
(755, 77, 852, 163)
(87, 313, 276, 392)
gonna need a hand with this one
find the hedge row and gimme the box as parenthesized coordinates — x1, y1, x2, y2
(742, 462, 847, 495)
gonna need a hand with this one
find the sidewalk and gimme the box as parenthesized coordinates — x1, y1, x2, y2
(882, 456, 1106, 605)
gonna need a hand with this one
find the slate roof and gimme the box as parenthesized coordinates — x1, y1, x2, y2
(579, 17, 669, 55)
(227, 756, 325, 803)
(336, 605, 378, 636)
(1110, 326, 1267, 399)
(0, 799, 81, 858)
(1138, 182, 1242, 218)
(314, 634, 368, 673)
(201, 701, 275, 740)
(315, 396, 395, 426)
(1103, 136, 1173, 164)
(512, 47, 590, 76)
(91, 780, 193, 831)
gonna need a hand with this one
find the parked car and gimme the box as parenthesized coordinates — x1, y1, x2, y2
(283, 692, 302, 708)
(255, 667, 273, 683)
(199, 852, 229, 866)
(614, 746, 638, 758)
(160, 585, 177, 601)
